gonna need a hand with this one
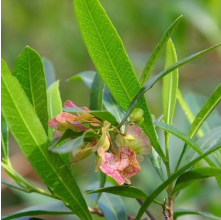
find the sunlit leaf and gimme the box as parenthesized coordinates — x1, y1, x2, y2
(1, 59, 92, 220)
(163, 38, 179, 125)
(123, 43, 221, 124)
(47, 80, 62, 140)
(74, 0, 165, 164)
(13, 46, 48, 133)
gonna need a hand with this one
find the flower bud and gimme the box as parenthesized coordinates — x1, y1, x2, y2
(130, 108, 144, 123)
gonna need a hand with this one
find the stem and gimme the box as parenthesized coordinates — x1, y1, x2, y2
(2, 161, 59, 199)
(162, 198, 174, 220)
(136, 199, 156, 220)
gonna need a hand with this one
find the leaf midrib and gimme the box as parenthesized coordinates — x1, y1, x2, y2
(83, 0, 133, 104)
(2, 75, 88, 216)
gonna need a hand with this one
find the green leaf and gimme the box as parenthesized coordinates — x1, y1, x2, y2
(68, 70, 96, 87)
(185, 93, 221, 133)
(122, 43, 221, 124)
(13, 46, 48, 133)
(140, 16, 182, 85)
(1, 202, 73, 220)
(172, 167, 221, 195)
(51, 130, 100, 153)
(184, 126, 221, 165)
(163, 38, 179, 125)
(89, 183, 127, 220)
(189, 84, 221, 138)
(95, 171, 107, 206)
(69, 71, 124, 123)
(64, 107, 118, 126)
(74, 0, 165, 163)
(49, 129, 84, 150)
(174, 209, 221, 220)
(177, 89, 204, 137)
(1, 59, 92, 220)
(87, 185, 161, 205)
(47, 80, 62, 140)
(1, 111, 9, 160)
(90, 73, 104, 110)
(177, 85, 221, 170)
(135, 142, 221, 219)
(43, 57, 56, 88)
(155, 121, 216, 167)
(1, 178, 24, 192)
(103, 88, 125, 123)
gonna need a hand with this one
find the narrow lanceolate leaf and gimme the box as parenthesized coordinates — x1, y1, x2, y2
(177, 89, 204, 137)
(189, 84, 221, 138)
(177, 85, 221, 170)
(68, 71, 96, 87)
(172, 167, 221, 195)
(47, 80, 62, 140)
(163, 38, 179, 125)
(140, 16, 182, 85)
(90, 73, 104, 110)
(1, 59, 92, 220)
(122, 43, 221, 123)
(1, 112, 9, 160)
(74, 0, 165, 160)
(174, 209, 221, 220)
(155, 121, 216, 167)
(87, 186, 161, 205)
(13, 46, 48, 133)
(43, 57, 56, 88)
(135, 142, 221, 219)
(2, 202, 73, 220)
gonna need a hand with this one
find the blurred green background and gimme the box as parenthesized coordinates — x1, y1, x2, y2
(2, 0, 221, 219)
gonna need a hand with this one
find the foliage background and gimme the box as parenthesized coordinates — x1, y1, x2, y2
(1, 0, 221, 219)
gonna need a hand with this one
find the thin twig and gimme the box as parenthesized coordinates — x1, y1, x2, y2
(137, 199, 156, 220)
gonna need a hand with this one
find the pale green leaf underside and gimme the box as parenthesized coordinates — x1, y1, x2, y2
(1, 112, 9, 160)
(177, 89, 204, 137)
(13, 46, 48, 133)
(155, 121, 216, 167)
(90, 73, 104, 110)
(174, 209, 221, 220)
(172, 167, 221, 195)
(1, 59, 91, 220)
(47, 80, 62, 140)
(2, 202, 73, 220)
(189, 84, 221, 138)
(163, 38, 179, 125)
